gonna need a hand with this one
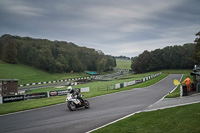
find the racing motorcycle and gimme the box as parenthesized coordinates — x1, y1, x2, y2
(66, 93, 90, 111)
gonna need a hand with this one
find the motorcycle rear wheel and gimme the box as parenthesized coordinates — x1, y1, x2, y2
(67, 102, 76, 111)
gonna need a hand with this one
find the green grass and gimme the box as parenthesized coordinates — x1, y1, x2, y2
(0, 69, 193, 115)
(0, 64, 197, 133)
(164, 69, 193, 98)
(0, 61, 89, 85)
(93, 102, 200, 133)
(24, 71, 166, 94)
(0, 62, 193, 115)
(116, 59, 131, 69)
(0, 96, 66, 115)
(0, 71, 166, 115)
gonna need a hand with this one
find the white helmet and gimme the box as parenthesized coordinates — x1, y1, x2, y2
(68, 86, 72, 92)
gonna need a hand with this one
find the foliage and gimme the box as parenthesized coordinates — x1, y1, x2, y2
(0, 34, 116, 73)
(131, 43, 196, 73)
(1, 36, 18, 64)
(115, 55, 130, 60)
(193, 31, 200, 64)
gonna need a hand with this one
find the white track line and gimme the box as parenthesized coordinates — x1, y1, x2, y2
(87, 100, 200, 133)
(86, 74, 186, 133)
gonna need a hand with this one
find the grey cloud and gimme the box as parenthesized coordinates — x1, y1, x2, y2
(0, 0, 199, 57)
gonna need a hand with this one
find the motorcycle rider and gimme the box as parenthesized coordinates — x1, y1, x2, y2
(67, 86, 85, 105)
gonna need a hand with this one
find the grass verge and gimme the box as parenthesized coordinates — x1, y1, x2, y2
(0, 62, 89, 85)
(0, 69, 193, 115)
(166, 70, 193, 98)
(0, 72, 167, 115)
(116, 59, 131, 69)
(93, 102, 200, 133)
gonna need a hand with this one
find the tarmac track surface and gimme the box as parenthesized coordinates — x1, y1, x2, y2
(0, 74, 182, 133)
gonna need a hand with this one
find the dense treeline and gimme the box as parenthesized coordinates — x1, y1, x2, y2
(115, 55, 130, 60)
(131, 31, 200, 73)
(0, 34, 116, 73)
(194, 31, 200, 63)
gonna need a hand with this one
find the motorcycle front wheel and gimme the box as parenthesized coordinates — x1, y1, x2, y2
(67, 101, 76, 111)
(84, 100, 90, 109)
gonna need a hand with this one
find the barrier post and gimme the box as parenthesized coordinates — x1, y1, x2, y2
(0, 96, 2, 104)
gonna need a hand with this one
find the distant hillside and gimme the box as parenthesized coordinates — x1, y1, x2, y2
(0, 59, 127, 84)
(116, 59, 131, 69)
(0, 34, 116, 73)
(0, 61, 88, 84)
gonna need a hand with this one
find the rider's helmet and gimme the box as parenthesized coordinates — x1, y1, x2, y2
(67, 86, 73, 93)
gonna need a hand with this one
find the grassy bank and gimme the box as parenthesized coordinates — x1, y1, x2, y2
(0, 59, 130, 85)
(0, 71, 166, 115)
(116, 59, 131, 69)
(93, 102, 200, 133)
(0, 59, 193, 115)
(0, 61, 89, 84)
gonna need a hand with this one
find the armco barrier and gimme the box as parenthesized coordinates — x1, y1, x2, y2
(1, 87, 90, 104)
(120, 83, 124, 88)
(115, 83, 120, 89)
(49, 90, 69, 97)
(24, 92, 48, 100)
(49, 91, 58, 96)
(124, 82, 128, 87)
(98, 72, 162, 91)
(116, 72, 162, 90)
(128, 81, 136, 86)
(136, 79, 143, 83)
(81, 87, 90, 92)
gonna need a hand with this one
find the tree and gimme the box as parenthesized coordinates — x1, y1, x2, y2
(97, 58, 107, 72)
(54, 54, 68, 72)
(131, 50, 151, 73)
(181, 43, 196, 68)
(194, 31, 200, 64)
(131, 43, 196, 73)
(105, 55, 116, 71)
(2, 38, 18, 64)
(149, 49, 163, 71)
(0, 34, 117, 73)
(34, 47, 55, 72)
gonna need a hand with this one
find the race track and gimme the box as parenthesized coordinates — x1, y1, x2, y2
(0, 74, 182, 133)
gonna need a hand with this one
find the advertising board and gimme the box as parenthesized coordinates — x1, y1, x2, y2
(3, 95, 24, 103)
(25, 92, 48, 100)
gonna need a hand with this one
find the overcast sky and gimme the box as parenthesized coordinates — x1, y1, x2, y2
(0, 0, 199, 57)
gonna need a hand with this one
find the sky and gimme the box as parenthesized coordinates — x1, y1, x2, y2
(0, 0, 200, 57)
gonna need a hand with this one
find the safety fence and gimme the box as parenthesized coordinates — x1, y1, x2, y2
(1, 72, 162, 103)
(0, 87, 89, 104)
(18, 71, 130, 87)
(18, 76, 92, 87)
(97, 84, 115, 91)
(98, 72, 162, 91)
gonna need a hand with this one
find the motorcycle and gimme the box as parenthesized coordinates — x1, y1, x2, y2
(66, 93, 90, 111)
